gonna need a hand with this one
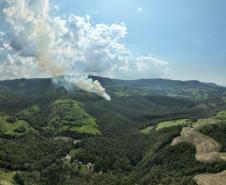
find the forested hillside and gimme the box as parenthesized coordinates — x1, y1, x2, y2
(0, 77, 226, 185)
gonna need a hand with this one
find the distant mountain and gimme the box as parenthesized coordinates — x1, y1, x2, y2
(90, 75, 220, 86)
(1, 76, 225, 100)
(0, 76, 226, 185)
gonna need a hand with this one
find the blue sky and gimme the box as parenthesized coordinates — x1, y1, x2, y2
(0, 0, 225, 86)
(54, 0, 226, 85)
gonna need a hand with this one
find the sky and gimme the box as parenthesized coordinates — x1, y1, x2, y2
(55, 0, 226, 85)
(0, 0, 226, 85)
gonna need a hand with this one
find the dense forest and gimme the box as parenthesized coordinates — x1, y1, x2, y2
(0, 76, 226, 185)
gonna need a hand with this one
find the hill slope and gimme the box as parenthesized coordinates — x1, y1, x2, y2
(0, 77, 226, 185)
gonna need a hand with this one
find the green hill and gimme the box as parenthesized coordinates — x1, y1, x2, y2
(0, 77, 225, 185)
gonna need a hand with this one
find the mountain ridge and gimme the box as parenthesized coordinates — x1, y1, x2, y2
(0, 76, 226, 185)
(0, 76, 223, 88)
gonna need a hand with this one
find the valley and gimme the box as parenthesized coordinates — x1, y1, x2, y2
(0, 77, 226, 185)
(0, 0, 225, 184)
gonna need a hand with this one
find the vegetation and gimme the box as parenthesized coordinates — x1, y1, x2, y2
(199, 122, 226, 152)
(139, 126, 154, 134)
(133, 142, 226, 185)
(0, 135, 71, 171)
(216, 111, 226, 120)
(0, 77, 225, 185)
(0, 170, 17, 185)
(46, 99, 101, 137)
(0, 116, 31, 138)
(156, 119, 193, 130)
(17, 105, 40, 117)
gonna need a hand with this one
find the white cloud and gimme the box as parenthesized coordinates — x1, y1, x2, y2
(0, 0, 168, 82)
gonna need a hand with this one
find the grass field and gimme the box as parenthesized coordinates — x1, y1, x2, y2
(0, 116, 30, 138)
(70, 125, 101, 136)
(139, 126, 154, 134)
(192, 118, 221, 130)
(156, 119, 192, 131)
(0, 170, 17, 185)
(216, 111, 226, 120)
(47, 99, 101, 136)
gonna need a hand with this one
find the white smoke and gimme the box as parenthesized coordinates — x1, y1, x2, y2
(0, 0, 168, 100)
(53, 75, 111, 101)
(0, 0, 111, 100)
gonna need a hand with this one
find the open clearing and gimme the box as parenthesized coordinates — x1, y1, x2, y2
(171, 127, 226, 162)
(47, 99, 101, 136)
(216, 111, 226, 120)
(0, 116, 30, 138)
(194, 170, 226, 185)
(171, 112, 226, 185)
(0, 170, 16, 185)
(192, 117, 221, 130)
(156, 119, 192, 131)
(171, 115, 226, 163)
(139, 126, 154, 134)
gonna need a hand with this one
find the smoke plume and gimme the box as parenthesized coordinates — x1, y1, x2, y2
(53, 75, 111, 101)
(0, 0, 111, 100)
(0, 0, 168, 100)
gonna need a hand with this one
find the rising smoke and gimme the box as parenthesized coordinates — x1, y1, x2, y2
(0, 0, 111, 100)
(0, 0, 168, 100)
(53, 75, 111, 101)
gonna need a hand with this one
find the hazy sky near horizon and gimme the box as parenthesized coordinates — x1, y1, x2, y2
(55, 0, 226, 85)
(0, 0, 225, 85)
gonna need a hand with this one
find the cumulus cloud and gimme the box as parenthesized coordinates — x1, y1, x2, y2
(0, 0, 168, 99)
